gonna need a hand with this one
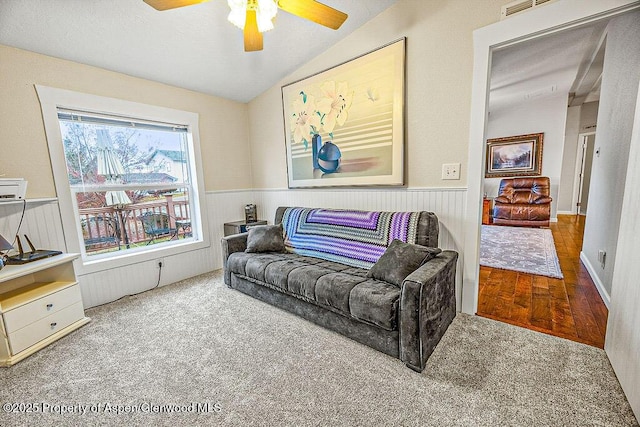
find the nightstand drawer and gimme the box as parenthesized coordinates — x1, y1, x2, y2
(8, 301, 85, 355)
(3, 284, 82, 333)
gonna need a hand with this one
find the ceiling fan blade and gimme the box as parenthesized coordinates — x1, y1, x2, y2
(244, 10, 264, 52)
(277, 0, 348, 30)
(143, 0, 211, 11)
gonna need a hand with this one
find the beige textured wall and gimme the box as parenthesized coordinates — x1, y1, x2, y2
(248, 0, 504, 189)
(0, 44, 252, 198)
(582, 11, 640, 296)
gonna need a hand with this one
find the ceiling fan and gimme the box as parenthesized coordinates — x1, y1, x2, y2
(143, 0, 348, 52)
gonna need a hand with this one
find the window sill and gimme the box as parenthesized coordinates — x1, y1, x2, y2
(76, 238, 210, 276)
(0, 198, 58, 206)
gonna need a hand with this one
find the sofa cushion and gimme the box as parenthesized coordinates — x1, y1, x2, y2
(493, 203, 551, 221)
(286, 259, 353, 300)
(367, 240, 442, 286)
(287, 265, 336, 300)
(315, 273, 368, 315)
(263, 259, 311, 290)
(244, 254, 290, 282)
(245, 224, 285, 253)
(227, 252, 401, 331)
(349, 280, 401, 330)
(228, 252, 277, 278)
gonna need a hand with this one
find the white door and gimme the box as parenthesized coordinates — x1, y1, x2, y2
(574, 133, 596, 215)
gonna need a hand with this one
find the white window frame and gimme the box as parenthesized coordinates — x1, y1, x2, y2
(36, 85, 210, 275)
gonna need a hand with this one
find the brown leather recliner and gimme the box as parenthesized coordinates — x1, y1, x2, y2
(492, 177, 552, 227)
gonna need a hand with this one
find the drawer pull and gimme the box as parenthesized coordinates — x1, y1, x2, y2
(50, 322, 57, 329)
(46, 303, 54, 310)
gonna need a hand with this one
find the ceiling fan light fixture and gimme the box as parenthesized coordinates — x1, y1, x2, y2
(228, 0, 277, 32)
(145, 0, 347, 52)
(227, 0, 247, 29)
(255, 0, 277, 32)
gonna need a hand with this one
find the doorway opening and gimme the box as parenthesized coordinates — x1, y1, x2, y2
(465, 3, 640, 346)
(475, 20, 609, 346)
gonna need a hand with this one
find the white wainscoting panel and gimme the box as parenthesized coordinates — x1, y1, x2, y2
(2, 189, 467, 309)
(0, 199, 216, 308)
(207, 189, 256, 272)
(78, 246, 215, 308)
(250, 188, 467, 252)
(207, 187, 468, 308)
(0, 200, 66, 252)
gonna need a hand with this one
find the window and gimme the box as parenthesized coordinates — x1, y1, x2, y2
(37, 86, 209, 274)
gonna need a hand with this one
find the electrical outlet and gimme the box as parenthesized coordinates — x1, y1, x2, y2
(156, 258, 165, 269)
(598, 250, 606, 268)
(442, 163, 461, 180)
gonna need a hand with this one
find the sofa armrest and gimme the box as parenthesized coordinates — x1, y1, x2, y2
(398, 250, 458, 372)
(221, 233, 248, 286)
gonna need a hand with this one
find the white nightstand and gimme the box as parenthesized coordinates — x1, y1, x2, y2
(0, 254, 90, 366)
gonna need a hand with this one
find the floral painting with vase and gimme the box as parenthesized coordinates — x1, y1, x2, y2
(282, 38, 406, 188)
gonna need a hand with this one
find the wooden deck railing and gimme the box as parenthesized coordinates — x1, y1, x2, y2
(79, 195, 190, 253)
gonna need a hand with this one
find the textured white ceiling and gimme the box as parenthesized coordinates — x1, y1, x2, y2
(0, 2, 611, 109)
(489, 19, 609, 113)
(0, 0, 397, 103)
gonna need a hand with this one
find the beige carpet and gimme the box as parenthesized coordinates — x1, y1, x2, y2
(0, 270, 636, 426)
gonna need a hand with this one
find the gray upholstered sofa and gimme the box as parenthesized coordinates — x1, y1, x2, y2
(221, 207, 458, 372)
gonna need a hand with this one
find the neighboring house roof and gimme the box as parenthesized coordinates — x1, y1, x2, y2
(69, 172, 177, 185)
(122, 173, 177, 183)
(146, 149, 187, 164)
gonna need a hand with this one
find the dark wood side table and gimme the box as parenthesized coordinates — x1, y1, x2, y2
(224, 220, 267, 236)
(482, 198, 493, 225)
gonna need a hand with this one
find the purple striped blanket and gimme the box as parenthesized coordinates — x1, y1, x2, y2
(281, 207, 422, 269)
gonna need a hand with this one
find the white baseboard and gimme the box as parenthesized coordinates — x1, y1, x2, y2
(550, 217, 558, 223)
(579, 251, 611, 309)
(557, 211, 587, 216)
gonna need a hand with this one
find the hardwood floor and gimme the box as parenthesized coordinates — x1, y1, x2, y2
(477, 214, 608, 348)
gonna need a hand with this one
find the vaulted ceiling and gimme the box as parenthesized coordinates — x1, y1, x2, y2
(0, 0, 397, 103)
(0, 1, 611, 110)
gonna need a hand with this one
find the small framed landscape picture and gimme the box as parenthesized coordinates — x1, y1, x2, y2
(485, 133, 544, 178)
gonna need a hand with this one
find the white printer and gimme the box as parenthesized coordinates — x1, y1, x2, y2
(0, 178, 27, 202)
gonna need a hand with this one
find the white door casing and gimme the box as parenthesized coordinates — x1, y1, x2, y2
(462, 0, 640, 314)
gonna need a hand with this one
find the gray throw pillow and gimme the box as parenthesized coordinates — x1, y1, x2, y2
(245, 224, 285, 253)
(367, 239, 442, 286)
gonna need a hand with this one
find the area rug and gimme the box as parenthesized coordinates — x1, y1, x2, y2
(480, 225, 564, 279)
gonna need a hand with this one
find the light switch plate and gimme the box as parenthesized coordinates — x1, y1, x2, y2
(442, 163, 461, 180)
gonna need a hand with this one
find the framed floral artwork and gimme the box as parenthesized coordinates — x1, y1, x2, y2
(282, 38, 405, 188)
(485, 133, 544, 178)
